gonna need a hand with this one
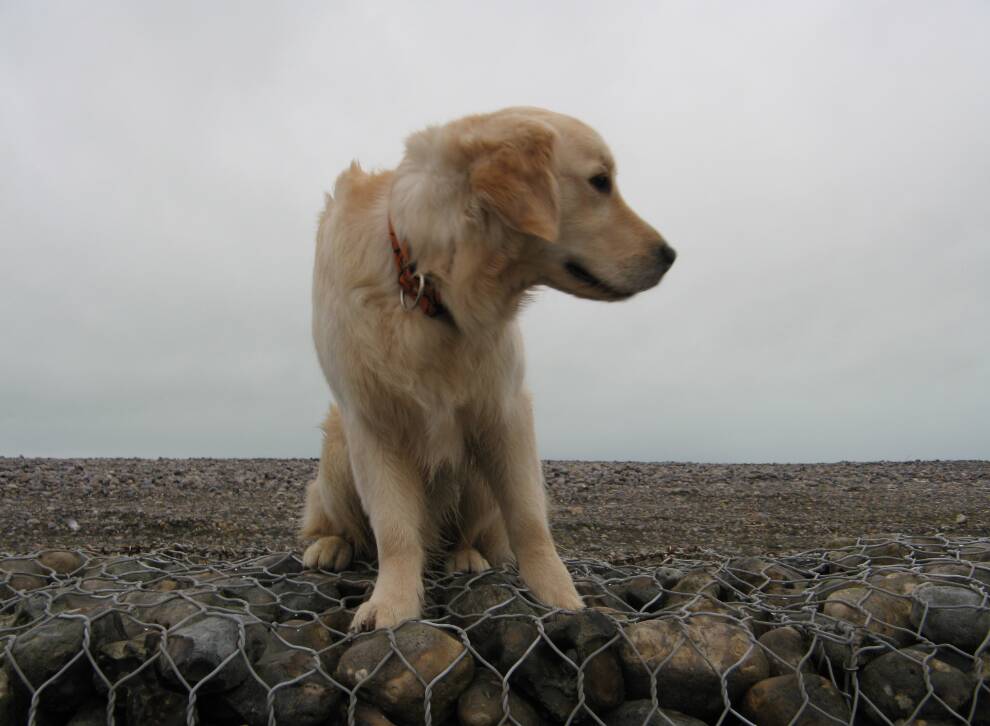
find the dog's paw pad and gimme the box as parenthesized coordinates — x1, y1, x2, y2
(445, 547, 491, 575)
(302, 536, 353, 571)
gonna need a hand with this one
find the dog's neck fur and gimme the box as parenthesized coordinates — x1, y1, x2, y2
(388, 128, 539, 336)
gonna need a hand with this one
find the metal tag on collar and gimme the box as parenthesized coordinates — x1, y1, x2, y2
(400, 272, 426, 311)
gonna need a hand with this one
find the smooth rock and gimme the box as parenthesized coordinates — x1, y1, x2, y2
(606, 575, 664, 612)
(723, 558, 805, 598)
(250, 552, 304, 576)
(335, 621, 475, 724)
(620, 614, 769, 720)
(823, 585, 913, 646)
(65, 699, 110, 726)
(920, 561, 990, 589)
(867, 570, 929, 596)
(212, 576, 280, 622)
(226, 648, 342, 726)
(126, 682, 188, 726)
(603, 700, 707, 726)
(354, 702, 400, 725)
(447, 572, 540, 670)
(0, 666, 17, 726)
(760, 578, 809, 609)
(859, 646, 974, 721)
(122, 591, 204, 630)
(759, 626, 815, 677)
(824, 549, 868, 573)
(99, 557, 161, 584)
(910, 583, 990, 653)
(269, 615, 347, 672)
(93, 635, 154, 693)
(10, 616, 95, 712)
(457, 670, 546, 726)
(741, 674, 851, 725)
(38, 551, 84, 575)
(860, 539, 913, 564)
(665, 570, 721, 608)
(5, 573, 49, 592)
(0, 557, 46, 576)
(270, 574, 341, 619)
(154, 614, 263, 693)
(511, 609, 624, 720)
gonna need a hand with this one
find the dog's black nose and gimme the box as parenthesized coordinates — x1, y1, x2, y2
(655, 244, 677, 270)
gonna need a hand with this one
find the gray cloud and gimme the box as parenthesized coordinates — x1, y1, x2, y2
(2, 1, 988, 461)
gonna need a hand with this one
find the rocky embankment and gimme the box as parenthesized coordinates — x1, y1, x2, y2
(1, 537, 989, 724)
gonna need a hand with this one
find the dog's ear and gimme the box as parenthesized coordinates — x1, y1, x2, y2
(465, 117, 560, 242)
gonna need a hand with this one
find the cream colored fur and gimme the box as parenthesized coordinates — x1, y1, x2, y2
(300, 107, 675, 631)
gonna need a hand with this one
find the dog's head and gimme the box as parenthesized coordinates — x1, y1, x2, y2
(463, 108, 675, 302)
(393, 108, 675, 308)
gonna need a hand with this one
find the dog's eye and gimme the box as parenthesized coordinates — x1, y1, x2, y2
(588, 174, 612, 194)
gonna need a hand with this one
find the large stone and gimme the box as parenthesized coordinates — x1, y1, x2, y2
(664, 570, 721, 609)
(619, 614, 769, 721)
(723, 558, 806, 600)
(5, 573, 49, 592)
(93, 635, 155, 693)
(446, 572, 541, 671)
(65, 698, 110, 726)
(248, 552, 305, 577)
(823, 585, 913, 646)
(154, 614, 263, 693)
(10, 616, 95, 712)
(126, 682, 189, 726)
(38, 550, 85, 576)
(911, 583, 990, 653)
(921, 561, 990, 589)
(270, 574, 341, 619)
(0, 557, 46, 576)
(859, 646, 974, 721)
(335, 622, 475, 724)
(510, 609, 624, 721)
(0, 665, 17, 726)
(606, 575, 665, 612)
(99, 557, 162, 584)
(354, 702, 400, 725)
(269, 614, 349, 672)
(122, 591, 205, 631)
(603, 700, 707, 726)
(225, 648, 342, 726)
(758, 627, 815, 677)
(211, 576, 280, 622)
(456, 670, 546, 726)
(741, 675, 851, 725)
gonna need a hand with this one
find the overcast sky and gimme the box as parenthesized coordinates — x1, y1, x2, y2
(2, 2, 988, 462)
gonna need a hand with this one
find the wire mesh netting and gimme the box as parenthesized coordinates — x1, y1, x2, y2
(1, 535, 989, 725)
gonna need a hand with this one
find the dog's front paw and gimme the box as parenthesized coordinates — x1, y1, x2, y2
(445, 547, 491, 575)
(350, 595, 421, 632)
(543, 590, 585, 611)
(302, 535, 353, 571)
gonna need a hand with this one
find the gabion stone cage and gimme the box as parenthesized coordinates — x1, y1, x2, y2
(1, 535, 989, 725)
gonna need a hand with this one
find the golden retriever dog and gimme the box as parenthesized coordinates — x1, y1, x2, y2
(301, 107, 676, 631)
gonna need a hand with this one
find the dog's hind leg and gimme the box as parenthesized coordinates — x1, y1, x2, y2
(446, 473, 514, 573)
(301, 406, 370, 571)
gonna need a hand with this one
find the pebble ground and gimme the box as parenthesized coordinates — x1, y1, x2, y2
(1, 458, 987, 561)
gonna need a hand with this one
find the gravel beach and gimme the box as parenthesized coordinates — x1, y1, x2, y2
(1, 458, 988, 561)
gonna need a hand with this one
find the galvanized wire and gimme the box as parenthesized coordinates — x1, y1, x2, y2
(1, 534, 988, 725)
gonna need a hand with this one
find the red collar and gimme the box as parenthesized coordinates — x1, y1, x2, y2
(388, 219, 448, 319)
